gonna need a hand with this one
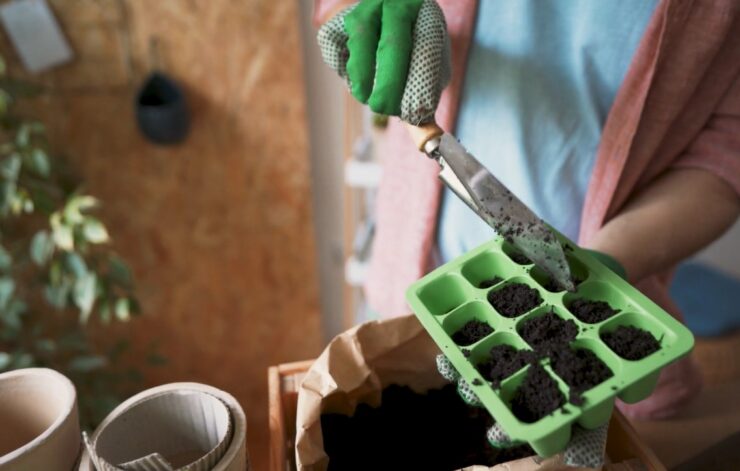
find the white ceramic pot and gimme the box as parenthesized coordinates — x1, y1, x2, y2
(0, 368, 80, 471)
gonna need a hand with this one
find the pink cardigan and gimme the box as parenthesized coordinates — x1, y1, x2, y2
(315, 0, 740, 319)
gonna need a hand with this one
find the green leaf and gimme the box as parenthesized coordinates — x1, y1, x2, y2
(49, 259, 63, 284)
(44, 284, 69, 309)
(30, 230, 54, 266)
(0, 352, 10, 370)
(82, 218, 109, 244)
(65, 195, 99, 224)
(114, 298, 130, 322)
(67, 354, 107, 372)
(0, 299, 24, 330)
(0, 277, 14, 309)
(0, 154, 21, 180)
(72, 195, 99, 211)
(52, 225, 73, 250)
(22, 197, 33, 213)
(51, 213, 74, 250)
(73, 273, 97, 322)
(0, 181, 15, 214)
(64, 252, 87, 277)
(15, 124, 30, 147)
(30, 148, 50, 177)
(0, 245, 12, 271)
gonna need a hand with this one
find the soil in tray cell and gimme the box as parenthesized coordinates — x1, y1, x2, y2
(551, 348, 613, 404)
(601, 325, 660, 360)
(510, 364, 565, 423)
(568, 299, 619, 323)
(321, 384, 534, 470)
(488, 283, 543, 318)
(452, 320, 494, 346)
(519, 310, 578, 352)
(478, 276, 504, 289)
(508, 251, 531, 265)
(476, 344, 536, 387)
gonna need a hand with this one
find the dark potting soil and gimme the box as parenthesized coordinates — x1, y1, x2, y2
(452, 320, 494, 346)
(568, 299, 619, 324)
(508, 251, 531, 265)
(519, 311, 578, 352)
(601, 325, 660, 360)
(488, 283, 542, 318)
(476, 344, 536, 387)
(551, 347, 613, 395)
(321, 384, 534, 470)
(478, 276, 504, 289)
(510, 364, 565, 423)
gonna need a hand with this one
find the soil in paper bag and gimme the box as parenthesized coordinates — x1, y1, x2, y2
(321, 384, 534, 470)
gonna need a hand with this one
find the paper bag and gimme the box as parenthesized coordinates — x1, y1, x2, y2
(295, 315, 579, 471)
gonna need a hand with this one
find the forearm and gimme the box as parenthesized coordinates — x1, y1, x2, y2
(314, 0, 354, 24)
(585, 168, 740, 282)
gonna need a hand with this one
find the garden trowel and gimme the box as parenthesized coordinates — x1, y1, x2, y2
(407, 123, 575, 292)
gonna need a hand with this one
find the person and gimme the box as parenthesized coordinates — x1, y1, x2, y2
(314, 0, 740, 420)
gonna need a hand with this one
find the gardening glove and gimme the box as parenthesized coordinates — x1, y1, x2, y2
(317, 0, 451, 125)
(436, 354, 609, 468)
(436, 353, 520, 448)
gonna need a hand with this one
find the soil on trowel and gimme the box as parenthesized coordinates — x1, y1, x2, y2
(488, 283, 542, 318)
(519, 310, 578, 352)
(568, 299, 619, 323)
(541, 275, 583, 292)
(452, 320, 494, 346)
(551, 347, 613, 397)
(321, 384, 534, 470)
(510, 364, 565, 423)
(476, 344, 536, 387)
(478, 276, 504, 289)
(601, 325, 660, 360)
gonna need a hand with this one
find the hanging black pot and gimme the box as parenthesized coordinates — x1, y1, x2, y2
(135, 72, 190, 145)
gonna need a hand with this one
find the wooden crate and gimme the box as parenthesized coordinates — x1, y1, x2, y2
(268, 360, 666, 471)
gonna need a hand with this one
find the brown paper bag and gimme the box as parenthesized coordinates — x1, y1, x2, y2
(295, 315, 582, 471)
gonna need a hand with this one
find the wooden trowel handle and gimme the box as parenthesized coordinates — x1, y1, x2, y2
(405, 121, 444, 152)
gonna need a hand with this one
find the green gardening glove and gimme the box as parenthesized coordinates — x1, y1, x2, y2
(317, 0, 451, 124)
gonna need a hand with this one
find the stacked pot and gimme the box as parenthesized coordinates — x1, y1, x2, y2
(0, 369, 249, 471)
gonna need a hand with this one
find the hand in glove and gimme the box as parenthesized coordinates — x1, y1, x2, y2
(434, 250, 627, 468)
(436, 354, 609, 468)
(317, 0, 451, 124)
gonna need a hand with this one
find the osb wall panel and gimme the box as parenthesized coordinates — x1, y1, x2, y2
(0, 1, 322, 468)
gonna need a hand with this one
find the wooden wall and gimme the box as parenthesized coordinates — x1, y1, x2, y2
(0, 1, 323, 468)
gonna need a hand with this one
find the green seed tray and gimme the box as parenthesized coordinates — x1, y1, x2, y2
(405, 236, 694, 457)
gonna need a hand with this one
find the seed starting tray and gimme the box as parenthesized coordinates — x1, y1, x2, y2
(405, 236, 694, 457)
